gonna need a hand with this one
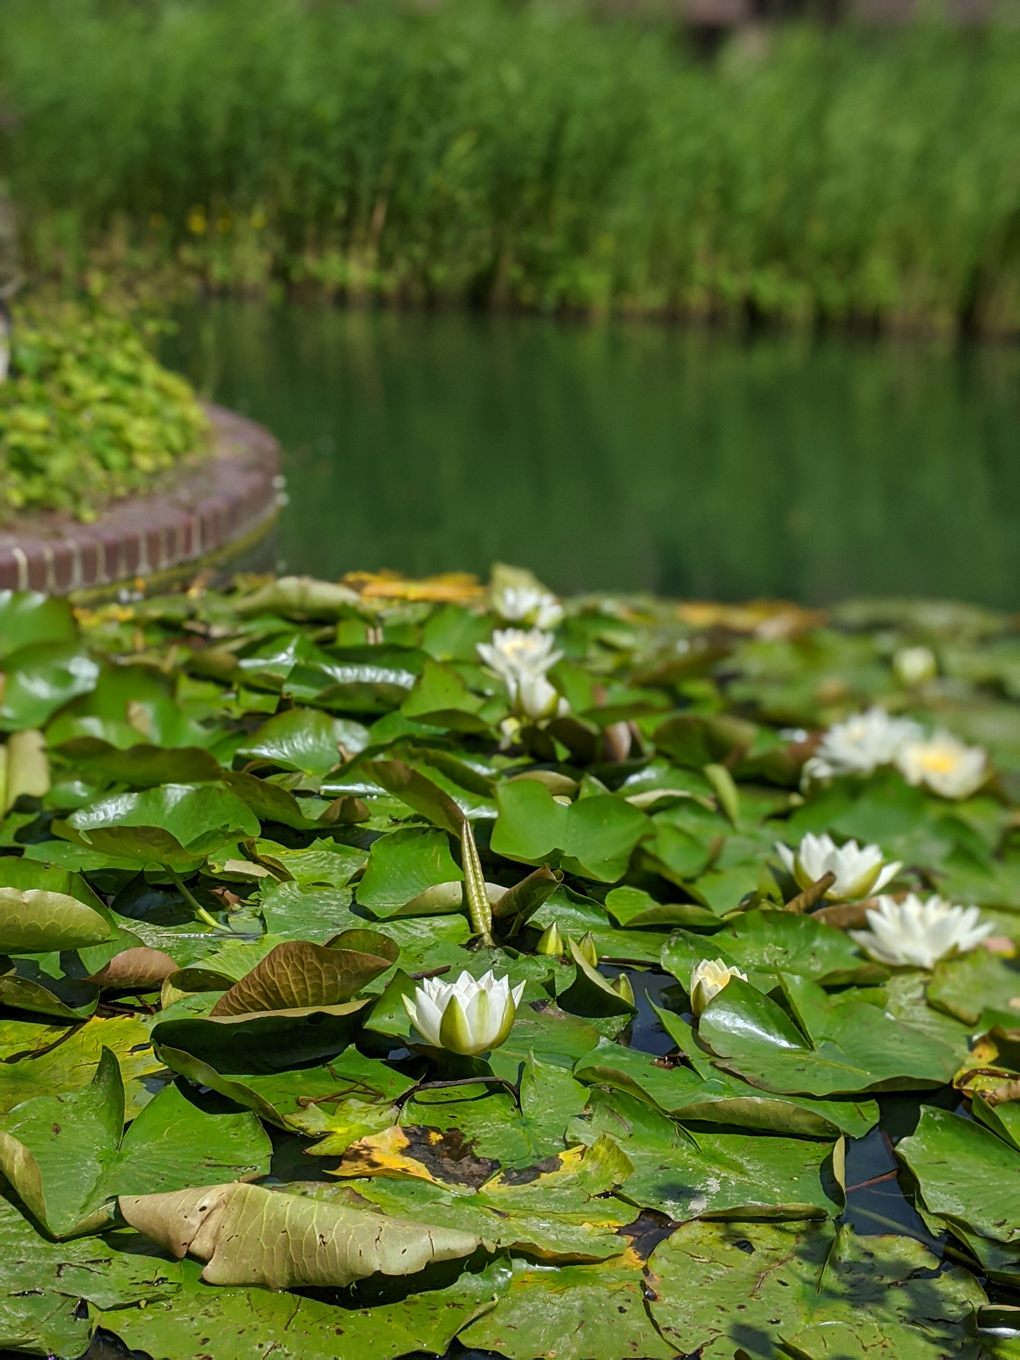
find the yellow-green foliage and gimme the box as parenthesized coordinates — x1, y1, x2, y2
(0, 302, 209, 521)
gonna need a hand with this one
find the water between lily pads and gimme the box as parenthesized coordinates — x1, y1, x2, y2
(164, 303, 1020, 608)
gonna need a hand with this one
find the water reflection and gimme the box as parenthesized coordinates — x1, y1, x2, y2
(164, 304, 1020, 608)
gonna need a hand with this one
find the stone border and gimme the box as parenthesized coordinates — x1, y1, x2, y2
(0, 405, 281, 595)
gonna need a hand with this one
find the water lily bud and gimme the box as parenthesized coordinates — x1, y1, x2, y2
(893, 645, 937, 687)
(849, 894, 993, 970)
(535, 921, 565, 956)
(689, 958, 748, 1016)
(402, 969, 525, 1057)
(492, 582, 564, 630)
(577, 932, 599, 969)
(775, 832, 900, 902)
(612, 972, 635, 1006)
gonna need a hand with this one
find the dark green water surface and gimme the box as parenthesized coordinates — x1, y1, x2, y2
(165, 304, 1020, 607)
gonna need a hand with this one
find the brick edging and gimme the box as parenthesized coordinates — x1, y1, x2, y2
(0, 405, 281, 594)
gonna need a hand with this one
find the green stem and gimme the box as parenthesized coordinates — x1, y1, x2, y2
(170, 869, 227, 932)
(460, 820, 494, 947)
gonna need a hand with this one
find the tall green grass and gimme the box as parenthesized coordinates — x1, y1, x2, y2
(3, 0, 1020, 332)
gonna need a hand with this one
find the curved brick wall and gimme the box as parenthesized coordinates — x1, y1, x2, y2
(0, 406, 280, 594)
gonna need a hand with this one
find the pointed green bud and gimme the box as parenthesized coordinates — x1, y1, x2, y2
(611, 972, 635, 1006)
(536, 921, 564, 956)
(578, 932, 599, 969)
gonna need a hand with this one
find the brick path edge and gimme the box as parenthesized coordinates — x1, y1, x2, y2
(0, 405, 281, 596)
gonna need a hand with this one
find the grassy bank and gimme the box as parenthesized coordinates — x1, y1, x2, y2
(4, 0, 1020, 333)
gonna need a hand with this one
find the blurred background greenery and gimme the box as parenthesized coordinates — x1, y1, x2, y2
(4, 0, 1020, 335)
(3, 0, 1019, 602)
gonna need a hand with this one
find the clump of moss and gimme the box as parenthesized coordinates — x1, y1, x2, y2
(0, 300, 209, 521)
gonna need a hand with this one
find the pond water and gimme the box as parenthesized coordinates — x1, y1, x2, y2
(165, 304, 1020, 609)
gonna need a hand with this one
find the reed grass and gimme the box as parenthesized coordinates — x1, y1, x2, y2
(3, 0, 1020, 333)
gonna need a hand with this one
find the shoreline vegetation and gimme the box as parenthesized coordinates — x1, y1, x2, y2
(0, 298, 209, 522)
(4, 1, 1020, 337)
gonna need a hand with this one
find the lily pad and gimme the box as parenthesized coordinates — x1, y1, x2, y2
(574, 1035, 879, 1138)
(697, 974, 958, 1096)
(357, 826, 463, 913)
(62, 782, 261, 868)
(567, 1086, 844, 1221)
(0, 1190, 181, 1359)
(897, 1105, 1020, 1247)
(0, 884, 112, 952)
(647, 1220, 984, 1359)
(100, 1254, 504, 1360)
(0, 1049, 271, 1237)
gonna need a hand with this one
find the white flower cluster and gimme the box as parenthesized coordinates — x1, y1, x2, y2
(477, 627, 569, 722)
(802, 706, 987, 799)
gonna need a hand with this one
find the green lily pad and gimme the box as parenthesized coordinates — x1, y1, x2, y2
(568, 1085, 843, 1221)
(647, 1220, 984, 1359)
(697, 974, 958, 1096)
(605, 885, 720, 930)
(574, 1035, 879, 1138)
(53, 738, 223, 788)
(0, 1049, 271, 1238)
(151, 997, 370, 1074)
(897, 1105, 1020, 1247)
(99, 1254, 503, 1360)
(0, 642, 100, 730)
(928, 947, 1020, 1025)
(62, 781, 261, 867)
(0, 1190, 181, 1359)
(0, 884, 112, 952)
(238, 707, 366, 775)
(459, 1257, 675, 1360)
(357, 826, 463, 913)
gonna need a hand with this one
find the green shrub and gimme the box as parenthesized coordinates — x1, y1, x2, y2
(3, 0, 1020, 332)
(0, 301, 209, 520)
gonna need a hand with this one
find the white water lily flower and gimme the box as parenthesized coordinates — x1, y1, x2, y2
(478, 627, 562, 681)
(849, 893, 993, 969)
(775, 832, 901, 901)
(402, 969, 525, 1056)
(477, 628, 568, 721)
(690, 958, 748, 1016)
(805, 706, 924, 783)
(494, 583, 564, 630)
(896, 730, 988, 800)
(893, 645, 938, 687)
(802, 707, 924, 787)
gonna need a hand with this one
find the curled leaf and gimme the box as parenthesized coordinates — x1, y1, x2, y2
(87, 946, 180, 990)
(210, 939, 395, 1017)
(119, 1181, 482, 1288)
